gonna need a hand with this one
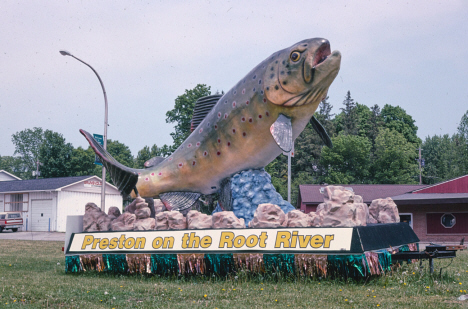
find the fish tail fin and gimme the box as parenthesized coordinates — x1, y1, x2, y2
(80, 129, 140, 197)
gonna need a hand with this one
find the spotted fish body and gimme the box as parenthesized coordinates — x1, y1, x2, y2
(82, 38, 341, 204)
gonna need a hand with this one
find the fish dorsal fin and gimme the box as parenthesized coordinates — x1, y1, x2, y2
(310, 116, 333, 148)
(144, 156, 165, 168)
(191, 94, 223, 132)
(270, 114, 293, 152)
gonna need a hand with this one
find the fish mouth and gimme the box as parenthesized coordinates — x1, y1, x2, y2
(312, 41, 332, 69)
(304, 41, 332, 84)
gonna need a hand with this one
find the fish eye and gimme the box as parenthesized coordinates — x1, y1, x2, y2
(290, 51, 301, 62)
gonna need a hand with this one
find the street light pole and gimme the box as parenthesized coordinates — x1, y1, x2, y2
(60, 50, 108, 212)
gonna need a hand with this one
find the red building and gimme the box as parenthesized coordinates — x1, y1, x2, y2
(297, 175, 468, 244)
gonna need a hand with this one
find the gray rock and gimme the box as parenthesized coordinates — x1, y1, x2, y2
(248, 203, 287, 228)
(134, 217, 156, 230)
(286, 210, 312, 227)
(187, 210, 212, 229)
(167, 211, 187, 230)
(212, 211, 245, 229)
(83, 202, 112, 232)
(111, 212, 136, 231)
(155, 212, 168, 230)
(154, 199, 166, 215)
(369, 198, 400, 223)
(135, 207, 151, 219)
(107, 206, 121, 221)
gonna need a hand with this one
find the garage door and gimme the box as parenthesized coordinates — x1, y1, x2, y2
(31, 199, 53, 231)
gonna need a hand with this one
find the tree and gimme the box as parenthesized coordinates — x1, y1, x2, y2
(338, 91, 358, 135)
(70, 146, 97, 177)
(134, 144, 172, 169)
(165, 84, 212, 150)
(39, 130, 74, 178)
(11, 127, 44, 178)
(381, 104, 420, 144)
(422, 133, 468, 184)
(319, 134, 372, 184)
(371, 128, 418, 184)
(458, 110, 468, 140)
(0, 155, 25, 178)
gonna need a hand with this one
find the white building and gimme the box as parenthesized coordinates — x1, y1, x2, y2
(0, 170, 22, 182)
(0, 175, 122, 232)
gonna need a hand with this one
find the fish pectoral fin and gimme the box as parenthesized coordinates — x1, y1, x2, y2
(270, 114, 293, 152)
(159, 192, 201, 212)
(144, 156, 165, 168)
(310, 116, 333, 148)
(80, 129, 140, 197)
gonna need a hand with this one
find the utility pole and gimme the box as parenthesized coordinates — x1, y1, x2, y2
(60, 50, 109, 212)
(418, 146, 423, 185)
(34, 160, 41, 179)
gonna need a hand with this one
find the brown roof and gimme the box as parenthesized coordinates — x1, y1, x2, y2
(299, 184, 426, 204)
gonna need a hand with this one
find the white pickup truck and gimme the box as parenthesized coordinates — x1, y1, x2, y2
(0, 212, 23, 232)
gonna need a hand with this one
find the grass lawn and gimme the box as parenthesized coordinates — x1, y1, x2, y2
(1, 240, 468, 308)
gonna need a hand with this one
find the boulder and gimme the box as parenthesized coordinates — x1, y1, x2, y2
(111, 212, 136, 231)
(186, 210, 212, 229)
(315, 201, 368, 227)
(135, 207, 151, 219)
(286, 210, 312, 227)
(167, 211, 187, 230)
(248, 203, 287, 228)
(322, 186, 354, 204)
(154, 199, 166, 215)
(83, 202, 111, 232)
(368, 198, 400, 223)
(134, 217, 156, 230)
(313, 186, 368, 227)
(212, 211, 245, 229)
(155, 212, 169, 230)
(107, 207, 121, 221)
(307, 212, 319, 227)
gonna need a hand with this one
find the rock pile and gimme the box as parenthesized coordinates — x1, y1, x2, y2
(212, 211, 245, 229)
(368, 198, 400, 224)
(107, 207, 121, 221)
(132, 197, 155, 231)
(83, 202, 112, 232)
(313, 186, 369, 227)
(187, 210, 212, 229)
(111, 212, 136, 231)
(248, 203, 287, 228)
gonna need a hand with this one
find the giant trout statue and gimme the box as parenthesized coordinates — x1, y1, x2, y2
(81, 38, 341, 212)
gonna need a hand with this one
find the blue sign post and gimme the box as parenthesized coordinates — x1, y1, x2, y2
(93, 134, 104, 166)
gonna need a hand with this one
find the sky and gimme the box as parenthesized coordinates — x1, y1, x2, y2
(1, 1, 467, 158)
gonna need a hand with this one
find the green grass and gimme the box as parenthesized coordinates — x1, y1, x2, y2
(1, 240, 468, 308)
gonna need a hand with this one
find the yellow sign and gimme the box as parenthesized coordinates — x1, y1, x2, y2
(66, 228, 353, 254)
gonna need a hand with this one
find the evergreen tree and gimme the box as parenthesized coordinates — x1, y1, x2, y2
(458, 110, 468, 140)
(339, 91, 357, 135)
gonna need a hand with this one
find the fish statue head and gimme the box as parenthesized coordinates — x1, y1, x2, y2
(263, 38, 341, 107)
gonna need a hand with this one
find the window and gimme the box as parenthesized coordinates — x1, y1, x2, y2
(441, 213, 456, 228)
(4, 193, 29, 212)
(7, 213, 21, 219)
(0, 215, 5, 219)
(400, 213, 413, 229)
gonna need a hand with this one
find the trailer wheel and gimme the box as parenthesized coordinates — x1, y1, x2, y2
(12, 228, 18, 232)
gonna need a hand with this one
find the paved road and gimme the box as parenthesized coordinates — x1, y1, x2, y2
(0, 231, 65, 241)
